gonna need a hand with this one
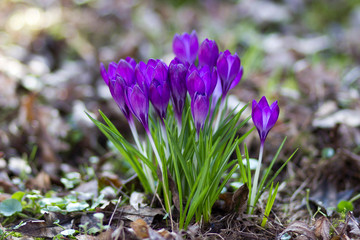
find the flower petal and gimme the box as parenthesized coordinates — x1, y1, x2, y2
(267, 101, 279, 129)
(229, 66, 243, 90)
(100, 63, 109, 86)
(117, 59, 135, 86)
(191, 93, 209, 132)
(187, 70, 205, 98)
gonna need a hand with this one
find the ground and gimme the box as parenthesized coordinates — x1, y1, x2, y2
(0, 0, 360, 239)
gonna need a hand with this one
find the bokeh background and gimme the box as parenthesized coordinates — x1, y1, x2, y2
(1, 0, 360, 211)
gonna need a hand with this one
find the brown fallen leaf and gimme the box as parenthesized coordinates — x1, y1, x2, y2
(314, 216, 330, 240)
(278, 221, 316, 240)
(119, 205, 164, 225)
(232, 184, 249, 215)
(25, 171, 51, 192)
(219, 184, 249, 215)
(346, 211, 360, 237)
(11, 220, 65, 238)
(130, 219, 149, 239)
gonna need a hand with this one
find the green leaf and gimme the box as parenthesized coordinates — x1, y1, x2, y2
(337, 200, 354, 212)
(12, 191, 25, 202)
(66, 202, 89, 212)
(0, 199, 22, 216)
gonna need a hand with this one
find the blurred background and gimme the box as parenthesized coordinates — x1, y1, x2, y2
(0, 0, 360, 191)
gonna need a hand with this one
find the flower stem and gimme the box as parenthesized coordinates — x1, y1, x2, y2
(161, 123, 170, 159)
(249, 141, 264, 214)
(214, 97, 225, 132)
(145, 128, 172, 226)
(129, 119, 155, 192)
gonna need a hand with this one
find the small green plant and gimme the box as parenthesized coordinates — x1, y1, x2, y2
(237, 96, 297, 225)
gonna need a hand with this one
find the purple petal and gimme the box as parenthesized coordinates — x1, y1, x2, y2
(149, 80, 170, 119)
(126, 56, 137, 70)
(191, 93, 209, 132)
(189, 30, 199, 64)
(187, 71, 205, 98)
(173, 34, 186, 63)
(229, 66, 243, 91)
(135, 63, 149, 93)
(127, 85, 149, 129)
(199, 39, 219, 68)
(152, 61, 168, 83)
(251, 102, 263, 132)
(267, 101, 279, 129)
(227, 54, 240, 82)
(216, 53, 229, 83)
(100, 63, 109, 86)
(258, 96, 270, 109)
(117, 59, 135, 86)
(113, 78, 131, 119)
(108, 62, 117, 79)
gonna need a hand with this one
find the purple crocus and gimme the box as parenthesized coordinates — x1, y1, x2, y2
(249, 96, 280, 214)
(149, 60, 170, 121)
(126, 84, 150, 131)
(186, 65, 217, 98)
(252, 96, 280, 144)
(169, 58, 188, 123)
(216, 50, 243, 100)
(191, 93, 209, 134)
(198, 39, 219, 69)
(172, 30, 199, 65)
(186, 65, 217, 133)
(100, 60, 136, 121)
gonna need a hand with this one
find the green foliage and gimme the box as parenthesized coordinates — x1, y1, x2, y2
(237, 138, 297, 218)
(89, 100, 252, 229)
(337, 200, 354, 213)
(0, 199, 22, 217)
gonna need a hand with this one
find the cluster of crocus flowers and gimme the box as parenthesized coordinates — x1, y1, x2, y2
(100, 30, 244, 135)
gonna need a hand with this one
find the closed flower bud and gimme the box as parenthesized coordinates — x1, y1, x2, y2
(173, 30, 199, 65)
(216, 50, 243, 98)
(149, 61, 170, 121)
(169, 58, 188, 122)
(198, 39, 219, 69)
(252, 96, 280, 144)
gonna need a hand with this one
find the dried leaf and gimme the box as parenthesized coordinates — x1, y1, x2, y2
(148, 228, 167, 240)
(130, 192, 147, 211)
(278, 221, 316, 240)
(314, 216, 330, 240)
(346, 211, 360, 237)
(119, 205, 164, 225)
(130, 219, 149, 239)
(11, 220, 65, 238)
(232, 184, 249, 215)
(25, 171, 51, 192)
(219, 184, 249, 215)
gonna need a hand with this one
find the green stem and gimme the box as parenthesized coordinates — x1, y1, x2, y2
(145, 128, 173, 229)
(249, 142, 264, 214)
(130, 120, 155, 193)
(213, 98, 225, 132)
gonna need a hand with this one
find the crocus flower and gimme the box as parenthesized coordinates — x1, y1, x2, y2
(186, 65, 217, 99)
(252, 96, 280, 144)
(186, 65, 216, 133)
(169, 58, 188, 123)
(100, 61, 132, 120)
(149, 60, 170, 121)
(216, 50, 243, 99)
(126, 84, 149, 130)
(191, 93, 209, 134)
(173, 30, 199, 65)
(198, 39, 219, 69)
